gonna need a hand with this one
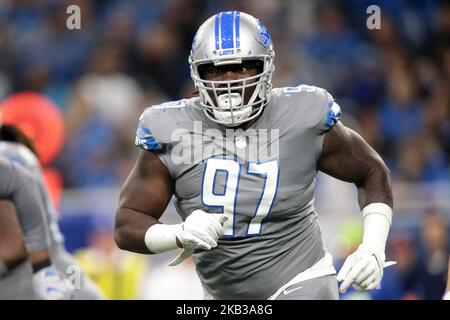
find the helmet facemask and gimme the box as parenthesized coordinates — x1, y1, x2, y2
(191, 58, 274, 127)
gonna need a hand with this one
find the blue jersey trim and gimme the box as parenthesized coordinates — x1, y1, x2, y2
(135, 126, 161, 151)
(325, 101, 341, 129)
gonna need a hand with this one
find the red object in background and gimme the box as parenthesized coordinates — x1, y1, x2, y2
(0, 92, 65, 209)
(0, 92, 65, 166)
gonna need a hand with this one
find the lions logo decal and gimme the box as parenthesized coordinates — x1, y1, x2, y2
(256, 21, 272, 48)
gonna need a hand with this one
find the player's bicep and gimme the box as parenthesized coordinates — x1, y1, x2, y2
(317, 122, 385, 186)
(118, 149, 174, 220)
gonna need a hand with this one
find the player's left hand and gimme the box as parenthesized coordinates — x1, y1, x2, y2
(336, 244, 385, 293)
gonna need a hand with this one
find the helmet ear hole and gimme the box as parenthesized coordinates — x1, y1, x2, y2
(197, 63, 214, 80)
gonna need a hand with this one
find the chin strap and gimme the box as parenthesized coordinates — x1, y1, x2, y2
(199, 79, 266, 126)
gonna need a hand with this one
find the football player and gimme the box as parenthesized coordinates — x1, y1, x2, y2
(0, 124, 104, 300)
(115, 11, 393, 299)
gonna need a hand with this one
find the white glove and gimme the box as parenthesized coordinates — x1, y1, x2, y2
(144, 210, 227, 266)
(336, 244, 385, 292)
(337, 203, 394, 293)
(32, 265, 73, 300)
(177, 210, 227, 250)
(169, 210, 227, 266)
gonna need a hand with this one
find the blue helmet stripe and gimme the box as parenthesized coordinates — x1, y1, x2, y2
(215, 14, 220, 50)
(235, 11, 240, 48)
(220, 11, 235, 49)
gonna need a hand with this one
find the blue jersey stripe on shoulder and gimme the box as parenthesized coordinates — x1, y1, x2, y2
(325, 101, 342, 129)
(135, 126, 161, 151)
(137, 126, 152, 135)
(6, 155, 27, 167)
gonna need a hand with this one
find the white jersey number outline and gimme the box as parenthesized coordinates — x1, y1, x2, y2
(202, 158, 279, 237)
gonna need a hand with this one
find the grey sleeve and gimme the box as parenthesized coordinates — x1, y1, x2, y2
(135, 108, 164, 152)
(292, 86, 342, 162)
(135, 107, 176, 177)
(0, 158, 49, 252)
(312, 88, 341, 134)
(314, 89, 342, 161)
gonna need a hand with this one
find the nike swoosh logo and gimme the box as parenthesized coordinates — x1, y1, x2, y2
(283, 286, 304, 295)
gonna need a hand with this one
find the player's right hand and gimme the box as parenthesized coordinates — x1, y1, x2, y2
(32, 265, 73, 300)
(176, 209, 228, 251)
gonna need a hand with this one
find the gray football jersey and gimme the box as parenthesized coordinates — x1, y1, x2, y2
(0, 157, 48, 252)
(0, 142, 64, 245)
(136, 85, 341, 299)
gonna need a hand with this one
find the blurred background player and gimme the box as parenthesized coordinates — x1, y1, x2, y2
(0, 108, 104, 299)
(0, 157, 71, 299)
(415, 209, 449, 299)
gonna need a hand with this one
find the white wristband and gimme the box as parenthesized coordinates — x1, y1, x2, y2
(144, 224, 181, 254)
(361, 202, 392, 225)
(361, 203, 393, 255)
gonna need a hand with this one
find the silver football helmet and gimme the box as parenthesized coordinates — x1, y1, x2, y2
(189, 11, 275, 126)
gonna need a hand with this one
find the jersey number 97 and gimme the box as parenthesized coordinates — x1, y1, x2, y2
(201, 158, 279, 237)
